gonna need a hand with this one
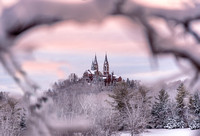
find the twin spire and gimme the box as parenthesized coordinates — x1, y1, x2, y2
(84, 53, 122, 85)
(103, 54, 109, 75)
(91, 54, 98, 71)
(91, 54, 109, 76)
(105, 54, 108, 62)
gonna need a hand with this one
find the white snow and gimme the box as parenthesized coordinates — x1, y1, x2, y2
(119, 129, 200, 136)
(113, 75, 119, 78)
(86, 69, 95, 75)
(103, 77, 107, 79)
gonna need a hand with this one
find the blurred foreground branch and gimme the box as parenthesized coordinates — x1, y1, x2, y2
(1, 0, 200, 135)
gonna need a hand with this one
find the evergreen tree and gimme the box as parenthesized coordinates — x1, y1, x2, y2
(151, 89, 170, 128)
(164, 101, 179, 129)
(189, 95, 195, 114)
(175, 83, 188, 128)
(108, 83, 133, 114)
(138, 86, 152, 107)
(192, 92, 200, 117)
(188, 91, 200, 129)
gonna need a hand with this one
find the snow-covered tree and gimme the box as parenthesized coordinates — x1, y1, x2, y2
(109, 83, 132, 112)
(163, 100, 178, 129)
(137, 86, 152, 128)
(108, 82, 133, 130)
(188, 92, 200, 130)
(68, 73, 79, 83)
(125, 86, 152, 135)
(79, 93, 116, 136)
(108, 84, 152, 135)
(0, 93, 26, 136)
(189, 92, 200, 118)
(47, 81, 120, 135)
(175, 83, 188, 128)
(163, 83, 189, 129)
(151, 89, 170, 128)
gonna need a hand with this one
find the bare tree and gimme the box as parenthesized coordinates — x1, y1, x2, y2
(108, 83, 152, 135)
(0, 93, 25, 136)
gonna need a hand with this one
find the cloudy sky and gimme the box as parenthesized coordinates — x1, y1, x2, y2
(0, 0, 191, 94)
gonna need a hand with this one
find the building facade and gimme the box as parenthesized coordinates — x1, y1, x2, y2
(83, 54, 122, 85)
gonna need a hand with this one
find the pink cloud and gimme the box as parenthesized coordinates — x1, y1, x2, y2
(22, 61, 69, 79)
(2, 0, 192, 93)
(16, 19, 148, 56)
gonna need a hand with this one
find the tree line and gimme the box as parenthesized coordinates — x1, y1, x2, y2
(110, 81, 200, 136)
(1, 77, 200, 135)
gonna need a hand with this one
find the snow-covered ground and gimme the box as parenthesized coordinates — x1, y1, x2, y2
(119, 129, 200, 136)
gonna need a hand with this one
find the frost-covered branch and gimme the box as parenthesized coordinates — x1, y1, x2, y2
(2, 0, 200, 135)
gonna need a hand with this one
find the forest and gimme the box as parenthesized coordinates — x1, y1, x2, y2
(1, 76, 200, 136)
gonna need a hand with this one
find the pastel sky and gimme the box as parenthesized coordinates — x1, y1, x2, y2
(0, 0, 191, 94)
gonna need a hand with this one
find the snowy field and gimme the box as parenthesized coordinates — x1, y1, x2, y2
(119, 129, 200, 136)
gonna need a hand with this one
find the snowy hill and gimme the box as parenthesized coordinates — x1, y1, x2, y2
(119, 129, 200, 136)
(147, 79, 194, 100)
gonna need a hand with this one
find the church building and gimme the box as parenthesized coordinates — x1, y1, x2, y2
(83, 54, 122, 85)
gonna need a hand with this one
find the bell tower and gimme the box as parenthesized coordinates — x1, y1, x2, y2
(91, 60, 95, 70)
(103, 54, 109, 76)
(91, 54, 99, 72)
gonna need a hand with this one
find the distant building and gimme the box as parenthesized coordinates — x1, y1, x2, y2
(83, 54, 122, 85)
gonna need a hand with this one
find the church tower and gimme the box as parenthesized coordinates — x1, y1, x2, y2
(91, 54, 99, 72)
(91, 60, 95, 70)
(103, 54, 109, 76)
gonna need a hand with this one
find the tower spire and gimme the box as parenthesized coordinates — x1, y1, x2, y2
(94, 54, 97, 63)
(92, 54, 99, 72)
(103, 53, 109, 75)
(105, 53, 108, 62)
(91, 59, 95, 70)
